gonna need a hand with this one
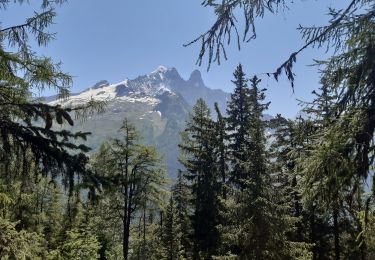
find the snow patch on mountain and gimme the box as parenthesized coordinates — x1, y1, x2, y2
(116, 96, 160, 105)
(49, 77, 163, 107)
(49, 83, 116, 106)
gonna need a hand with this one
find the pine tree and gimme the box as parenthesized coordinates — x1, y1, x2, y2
(296, 79, 373, 259)
(0, 148, 70, 257)
(219, 71, 300, 259)
(172, 170, 193, 258)
(0, 0, 105, 191)
(161, 196, 185, 260)
(179, 98, 221, 258)
(0, 217, 44, 260)
(130, 206, 165, 260)
(226, 64, 252, 187)
(0, 7, 103, 257)
(92, 118, 167, 260)
(51, 199, 100, 260)
(269, 115, 317, 259)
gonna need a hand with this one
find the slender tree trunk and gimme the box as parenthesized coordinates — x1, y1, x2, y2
(292, 176, 300, 217)
(122, 192, 129, 259)
(357, 187, 367, 260)
(123, 128, 130, 260)
(292, 176, 302, 241)
(123, 190, 134, 260)
(160, 210, 163, 227)
(123, 208, 130, 260)
(310, 209, 317, 260)
(143, 208, 146, 252)
(333, 205, 340, 260)
(220, 148, 226, 200)
(357, 219, 367, 260)
(136, 216, 142, 260)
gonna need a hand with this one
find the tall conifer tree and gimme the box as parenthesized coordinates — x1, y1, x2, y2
(92, 119, 167, 260)
(179, 99, 221, 258)
(220, 68, 301, 259)
(226, 64, 252, 187)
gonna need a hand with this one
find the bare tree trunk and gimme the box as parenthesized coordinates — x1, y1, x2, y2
(123, 207, 130, 260)
(310, 209, 317, 260)
(333, 205, 340, 260)
(143, 208, 146, 251)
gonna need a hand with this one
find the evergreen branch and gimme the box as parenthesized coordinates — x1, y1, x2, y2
(265, 0, 358, 90)
(0, 10, 54, 33)
(0, 21, 33, 33)
(1, 9, 56, 48)
(184, 0, 287, 70)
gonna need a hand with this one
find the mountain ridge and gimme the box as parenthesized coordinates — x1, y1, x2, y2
(46, 66, 230, 177)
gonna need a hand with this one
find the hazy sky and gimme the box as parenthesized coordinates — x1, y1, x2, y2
(3, 0, 347, 117)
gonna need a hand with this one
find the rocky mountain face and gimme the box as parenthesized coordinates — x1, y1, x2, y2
(47, 66, 230, 177)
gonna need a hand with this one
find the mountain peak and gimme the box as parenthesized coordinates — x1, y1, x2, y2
(151, 65, 169, 74)
(188, 69, 204, 87)
(92, 80, 110, 89)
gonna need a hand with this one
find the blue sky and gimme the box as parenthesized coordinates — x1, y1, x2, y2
(3, 0, 347, 117)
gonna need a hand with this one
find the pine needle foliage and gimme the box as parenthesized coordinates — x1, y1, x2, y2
(179, 98, 221, 258)
(0, 0, 105, 191)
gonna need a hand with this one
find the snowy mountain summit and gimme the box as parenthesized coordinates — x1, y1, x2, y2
(49, 66, 228, 112)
